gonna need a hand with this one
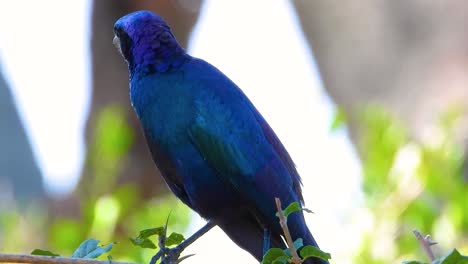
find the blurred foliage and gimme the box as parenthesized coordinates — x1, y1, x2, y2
(1, 103, 467, 263)
(0, 201, 47, 252)
(351, 105, 468, 263)
(329, 107, 347, 132)
(404, 249, 468, 264)
(0, 105, 191, 263)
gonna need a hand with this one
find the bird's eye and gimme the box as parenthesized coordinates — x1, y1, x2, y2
(159, 31, 172, 43)
(112, 30, 133, 62)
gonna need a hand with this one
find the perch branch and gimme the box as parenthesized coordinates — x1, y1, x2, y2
(0, 254, 133, 264)
(275, 198, 301, 264)
(413, 229, 437, 262)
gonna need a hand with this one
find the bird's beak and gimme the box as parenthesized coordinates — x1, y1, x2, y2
(113, 35, 123, 57)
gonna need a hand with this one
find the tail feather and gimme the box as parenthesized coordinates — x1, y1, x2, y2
(217, 212, 284, 261)
(218, 211, 328, 264)
(288, 212, 329, 264)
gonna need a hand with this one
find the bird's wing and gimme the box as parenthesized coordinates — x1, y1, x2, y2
(188, 86, 302, 220)
(249, 109, 304, 202)
(146, 141, 193, 207)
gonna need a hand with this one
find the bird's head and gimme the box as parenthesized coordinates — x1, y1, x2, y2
(113, 10, 186, 74)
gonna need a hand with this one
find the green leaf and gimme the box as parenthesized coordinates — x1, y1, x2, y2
(71, 238, 114, 259)
(30, 249, 60, 257)
(283, 238, 304, 257)
(262, 248, 290, 264)
(129, 226, 165, 249)
(402, 261, 427, 264)
(129, 237, 156, 249)
(293, 238, 304, 250)
(165, 232, 185, 247)
(275, 202, 313, 218)
(300, 245, 332, 262)
(284, 238, 304, 256)
(107, 255, 113, 264)
(138, 227, 165, 239)
(330, 108, 346, 131)
(272, 256, 290, 264)
(433, 249, 468, 264)
(283, 202, 301, 218)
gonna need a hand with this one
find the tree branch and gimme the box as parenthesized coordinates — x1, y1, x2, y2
(413, 229, 437, 262)
(275, 198, 301, 264)
(0, 254, 133, 264)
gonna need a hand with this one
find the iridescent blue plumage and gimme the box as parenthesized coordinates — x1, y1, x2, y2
(114, 11, 327, 264)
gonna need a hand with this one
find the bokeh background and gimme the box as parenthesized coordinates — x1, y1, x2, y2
(0, 1, 466, 263)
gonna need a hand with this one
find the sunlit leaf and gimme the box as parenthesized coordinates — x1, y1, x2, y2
(330, 108, 346, 131)
(360, 105, 407, 200)
(90, 195, 120, 242)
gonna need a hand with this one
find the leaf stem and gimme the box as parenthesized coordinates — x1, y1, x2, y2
(413, 229, 436, 262)
(275, 198, 302, 264)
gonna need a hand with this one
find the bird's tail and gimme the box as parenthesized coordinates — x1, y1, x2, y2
(219, 211, 328, 264)
(288, 212, 329, 264)
(217, 212, 285, 261)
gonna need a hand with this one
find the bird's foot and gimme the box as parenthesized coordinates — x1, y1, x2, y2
(149, 245, 184, 264)
(148, 221, 215, 264)
(263, 228, 271, 256)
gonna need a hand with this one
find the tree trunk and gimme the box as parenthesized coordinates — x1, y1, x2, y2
(292, 0, 468, 150)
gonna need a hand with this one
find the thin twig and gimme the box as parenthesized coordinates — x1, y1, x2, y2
(275, 198, 301, 264)
(0, 254, 133, 264)
(413, 229, 436, 262)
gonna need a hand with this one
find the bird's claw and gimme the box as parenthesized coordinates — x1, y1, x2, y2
(149, 245, 183, 264)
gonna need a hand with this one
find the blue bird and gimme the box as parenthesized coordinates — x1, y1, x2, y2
(113, 10, 328, 264)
